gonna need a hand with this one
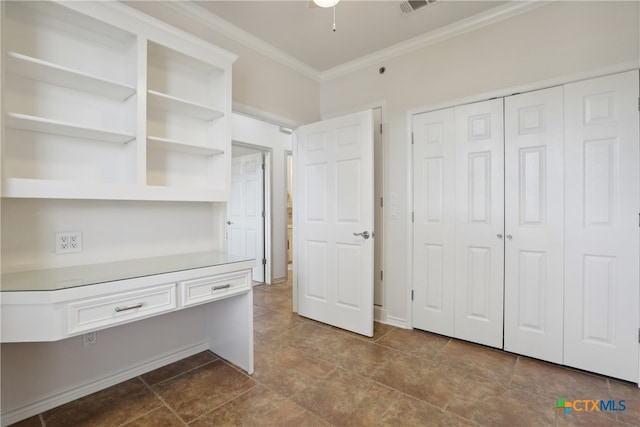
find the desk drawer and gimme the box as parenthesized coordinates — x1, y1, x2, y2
(181, 272, 250, 307)
(67, 284, 177, 334)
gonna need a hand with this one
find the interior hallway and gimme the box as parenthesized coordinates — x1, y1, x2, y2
(9, 273, 640, 427)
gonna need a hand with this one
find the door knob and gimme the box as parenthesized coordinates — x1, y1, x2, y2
(226, 221, 233, 225)
(497, 234, 503, 239)
(353, 231, 370, 239)
(506, 234, 513, 240)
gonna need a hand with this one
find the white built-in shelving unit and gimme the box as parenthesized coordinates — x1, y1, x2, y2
(1, 0, 236, 202)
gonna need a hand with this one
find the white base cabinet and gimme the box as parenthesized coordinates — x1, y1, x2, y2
(1, 253, 255, 377)
(412, 70, 639, 383)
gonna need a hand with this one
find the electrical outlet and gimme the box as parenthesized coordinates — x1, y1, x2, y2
(55, 232, 82, 254)
(83, 331, 97, 346)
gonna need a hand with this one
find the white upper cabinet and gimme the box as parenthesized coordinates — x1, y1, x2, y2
(1, 1, 236, 201)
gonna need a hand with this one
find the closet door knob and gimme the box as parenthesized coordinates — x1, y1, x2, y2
(497, 234, 503, 239)
(506, 234, 513, 240)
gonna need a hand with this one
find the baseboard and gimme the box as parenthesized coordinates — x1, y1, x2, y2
(0, 341, 209, 427)
(384, 315, 410, 329)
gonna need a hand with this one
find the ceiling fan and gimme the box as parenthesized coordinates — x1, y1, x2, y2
(307, 0, 340, 31)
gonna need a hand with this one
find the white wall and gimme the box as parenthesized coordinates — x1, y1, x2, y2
(1, 199, 225, 272)
(319, 1, 640, 326)
(231, 113, 294, 283)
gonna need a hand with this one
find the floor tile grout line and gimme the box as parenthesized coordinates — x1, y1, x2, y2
(140, 375, 190, 426)
(139, 356, 220, 389)
(185, 382, 261, 426)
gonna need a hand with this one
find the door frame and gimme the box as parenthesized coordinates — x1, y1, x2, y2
(406, 61, 638, 329)
(230, 141, 273, 284)
(291, 102, 386, 321)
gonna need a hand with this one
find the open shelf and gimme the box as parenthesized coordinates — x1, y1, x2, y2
(147, 90, 224, 121)
(6, 113, 136, 144)
(147, 136, 224, 156)
(2, 178, 226, 202)
(6, 51, 136, 101)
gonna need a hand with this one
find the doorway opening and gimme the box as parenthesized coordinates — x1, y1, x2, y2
(286, 151, 293, 273)
(227, 143, 272, 284)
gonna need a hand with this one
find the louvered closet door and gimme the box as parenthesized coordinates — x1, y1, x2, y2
(564, 70, 639, 382)
(412, 107, 456, 336)
(503, 87, 565, 364)
(454, 99, 505, 349)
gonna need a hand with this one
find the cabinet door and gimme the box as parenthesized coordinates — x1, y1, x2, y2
(454, 99, 505, 349)
(564, 71, 639, 382)
(503, 86, 564, 363)
(412, 107, 456, 336)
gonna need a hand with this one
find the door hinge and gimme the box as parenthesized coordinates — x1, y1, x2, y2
(411, 132, 414, 145)
(379, 123, 383, 134)
(380, 270, 383, 281)
(262, 211, 266, 218)
(412, 211, 414, 223)
(380, 197, 383, 208)
(262, 258, 267, 265)
(411, 290, 414, 301)
(261, 162, 265, 170)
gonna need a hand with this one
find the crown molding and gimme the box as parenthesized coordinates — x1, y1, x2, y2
(160, 0, 551, 83)
(319, 0, 552, 81)
(160, 1, 322, 81)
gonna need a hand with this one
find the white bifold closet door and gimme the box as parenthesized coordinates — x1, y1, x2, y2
(454, 99, 505, 349)
(563, 70, 639, 382)
(412, 107, 456, 336)
(503, 87, 565, 364)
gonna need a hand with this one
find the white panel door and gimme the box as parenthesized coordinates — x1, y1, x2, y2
(227, 152, 265, 282)
(564, 70, 639, 382)
(295, 110, 374, 337)
(412, 107, 456, 336)
(454, 99, 504, 349)
(503, 87, 565, 363)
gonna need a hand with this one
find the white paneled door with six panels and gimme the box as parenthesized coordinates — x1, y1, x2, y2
(227, 153, 265, 283)
(295, 110, 374, 337)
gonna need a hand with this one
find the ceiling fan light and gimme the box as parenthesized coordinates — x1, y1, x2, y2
(313, 0, 339, 8)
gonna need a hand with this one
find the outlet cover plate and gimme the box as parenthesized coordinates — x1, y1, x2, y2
(55, 232, 82, 254)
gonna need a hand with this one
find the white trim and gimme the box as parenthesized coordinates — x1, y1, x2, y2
(406, 108, 415, 330)
(160, 1, 320, 81)
(233, 102, 303, 129)
(158, 0, 550, 83)
(384, 315, 410, 330)
(320, 1, 550, 81)
(0, 341, 209, 427)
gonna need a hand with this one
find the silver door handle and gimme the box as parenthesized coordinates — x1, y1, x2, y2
(506, 234, 513, 240)
(353, 231, 370, 239)
(226, 221, 233, 225)
(497, 234, 503, 239)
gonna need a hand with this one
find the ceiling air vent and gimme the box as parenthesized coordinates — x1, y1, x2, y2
(399, 0, 436, 15)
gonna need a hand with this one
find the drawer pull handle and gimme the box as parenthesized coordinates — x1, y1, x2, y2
(114, 302, 143, 312)
(212, 284, 231, 291)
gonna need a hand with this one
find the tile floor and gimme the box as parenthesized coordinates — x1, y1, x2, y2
(10, 274, 640, 427)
